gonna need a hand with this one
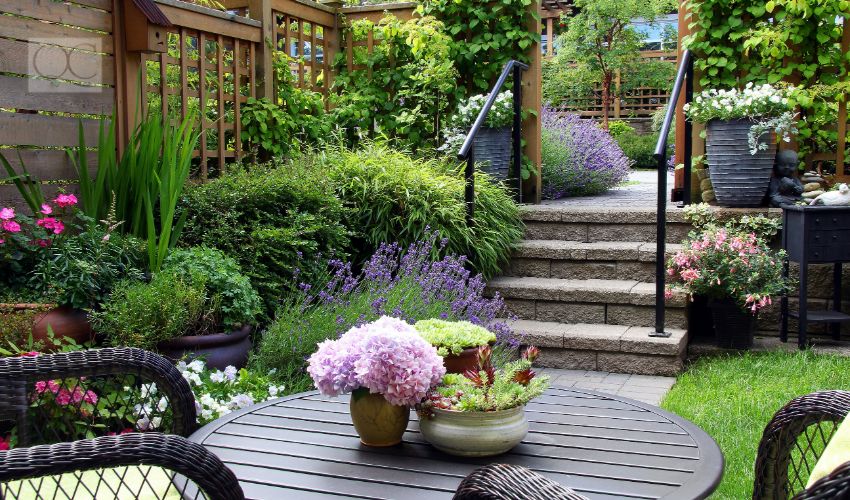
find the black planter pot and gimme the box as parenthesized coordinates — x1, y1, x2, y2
(687, 295, 715, 341)
(709, 298, 756, 350)
(472, 126, 512, 180)
(157, 325, 253, 370)
(706, 119, 776, 207)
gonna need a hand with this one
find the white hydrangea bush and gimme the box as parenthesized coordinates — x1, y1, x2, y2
(132, 359, 286, 429)
(684, 83, 797, 154)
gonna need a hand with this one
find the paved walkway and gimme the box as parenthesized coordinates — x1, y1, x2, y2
(538, 368, 675, 406)
(540, 169, 676, 209)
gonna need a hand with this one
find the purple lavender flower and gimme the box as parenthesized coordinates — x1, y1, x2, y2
(541, 108, 631, 199)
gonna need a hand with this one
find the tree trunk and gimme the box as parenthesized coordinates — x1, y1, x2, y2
(600, 71, 612, 130)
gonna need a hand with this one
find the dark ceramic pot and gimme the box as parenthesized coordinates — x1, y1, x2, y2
(473, 126, 512, 180)
(157, 325, 253, 370)
(32, 306, 94, 348)
(709, 298, 756, 350)
(706, 119, 776, 207)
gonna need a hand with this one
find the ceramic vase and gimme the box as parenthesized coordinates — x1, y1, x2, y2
(349, 390, 409, 447)
(418, 405, 528, 457)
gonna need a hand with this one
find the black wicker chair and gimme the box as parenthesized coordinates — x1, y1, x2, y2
(0, 347, 245, 499)
(454, 463, 588, 500)
(753, 390, 850, 500)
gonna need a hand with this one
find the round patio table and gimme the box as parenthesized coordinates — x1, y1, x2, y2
(189, 386, 723, 499)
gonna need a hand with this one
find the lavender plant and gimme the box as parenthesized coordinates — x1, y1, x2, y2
(251, 232, 520, 393)
(541, 108, 631, 199)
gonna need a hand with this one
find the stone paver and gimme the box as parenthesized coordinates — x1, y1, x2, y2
(539, 170, 675, 209)
(539, 367, 675, 406)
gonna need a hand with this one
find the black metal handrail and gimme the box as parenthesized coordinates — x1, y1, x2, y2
(652, 49, 693, 337)
(458, 60, 530, 223)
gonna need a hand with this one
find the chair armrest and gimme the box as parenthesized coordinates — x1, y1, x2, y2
(453, 463, 588, 500)
(794, 460, 850, 499)
(0, 433, 244, 500)
(0, 348, 197, 444)
(753, 390, 850, 500)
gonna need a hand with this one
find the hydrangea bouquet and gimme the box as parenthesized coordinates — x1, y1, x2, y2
(307, 316, 446, 407)
(684, 83, 797, 154)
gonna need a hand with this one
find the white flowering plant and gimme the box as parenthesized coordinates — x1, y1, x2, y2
(684, 83, 797, 154)
(131, 359, 286, 429)
(439, 91, 514, 155)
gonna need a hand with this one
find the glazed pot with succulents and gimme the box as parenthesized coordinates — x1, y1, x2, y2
(92, 246, 262, 370)
(666, 223, 788, 349)
(308, 316, 445, 447)
(441, 91, 514, 180)
(416, 345, 549, 457)
(414, 319, 497, 374)
(685, 83, 797, 207)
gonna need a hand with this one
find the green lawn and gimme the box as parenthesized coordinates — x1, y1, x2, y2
(661, 351, 850, 499)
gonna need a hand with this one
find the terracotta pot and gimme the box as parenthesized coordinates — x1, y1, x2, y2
(441, 342, 496, 374)
(349, 390, 409, 447)
(157, 325, 252, 370)
(32, 306, 94, 347)
(418, 405, 528, 457)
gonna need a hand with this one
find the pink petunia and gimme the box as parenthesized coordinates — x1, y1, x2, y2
(36, 217, 64, 235)
(40, 204, 53, 215)
(0, 207, 14, 220)
(54, 194, 78, 208)
(1, 220, 21, 233)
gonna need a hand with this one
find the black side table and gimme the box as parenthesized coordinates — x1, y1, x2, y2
(781, 205, 850, 349)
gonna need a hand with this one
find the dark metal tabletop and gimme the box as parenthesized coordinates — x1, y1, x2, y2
(189, 386, 724, 499)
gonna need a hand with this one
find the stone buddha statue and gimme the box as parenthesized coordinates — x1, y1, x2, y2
(767, 150, 804, 207)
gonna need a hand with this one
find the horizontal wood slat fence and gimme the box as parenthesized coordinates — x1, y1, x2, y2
(2, 0, 542, 207)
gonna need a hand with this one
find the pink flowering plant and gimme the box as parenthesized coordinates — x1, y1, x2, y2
(307, 316, 446, 407)
(666, 227, 789, 313)
(0, 194, 77, 280)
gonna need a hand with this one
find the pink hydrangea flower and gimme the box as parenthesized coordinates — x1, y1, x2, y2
(307, 316, 445, 407)
(40, 204, 52, 215)
(54, 194, 78, 208)
(0, 208, 14, 220)
(2, 220, 21, 233)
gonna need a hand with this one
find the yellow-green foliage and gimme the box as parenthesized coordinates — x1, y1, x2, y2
(415, 319, 496, 356)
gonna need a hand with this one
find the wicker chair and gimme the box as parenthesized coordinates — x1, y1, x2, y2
(0, 347, 245, 499)
(754, 390, 850, 500)
(454, 463, 588, 500)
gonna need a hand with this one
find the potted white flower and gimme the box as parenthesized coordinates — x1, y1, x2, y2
(685, 83, 797, 207)
(440, 91, 514, 180)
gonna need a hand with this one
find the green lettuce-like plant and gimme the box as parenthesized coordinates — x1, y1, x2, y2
(418, 346, 549, 414)
(414, 319, 496, 356)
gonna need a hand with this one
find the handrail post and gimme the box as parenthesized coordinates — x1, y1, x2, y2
(683, 55, 694, 206)
(512, 64, 523, 204)
(466, 147, 475, 225)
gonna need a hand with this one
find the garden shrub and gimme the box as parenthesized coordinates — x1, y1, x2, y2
(251, 234, 519, 393)
(92, 272, 213, 351)
(320, 143, 523, 278)
(615, 131, 662, 170)
(179, 158, 350, 317)
(541, 109, 631, 199)
(163, 246, 262, 330)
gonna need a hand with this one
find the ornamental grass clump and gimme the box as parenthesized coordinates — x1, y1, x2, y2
(666, 227, 788, 313)
(684, 83, 797, 154)
(540, 108, 631, 199)
(414, 319, 496, 356)
(307, 316, 446, 406)
(252, 232, 520, 393)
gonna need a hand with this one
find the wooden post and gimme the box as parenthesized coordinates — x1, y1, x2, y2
(113, 0, 144, 154)
(613, 70, 621, 119)
(546, 18, 554, 57)
(522, 0, 543, 203)
(838, 16, 849, 180)
(248, 0, 274, 100)
(675, 1, 702, 173)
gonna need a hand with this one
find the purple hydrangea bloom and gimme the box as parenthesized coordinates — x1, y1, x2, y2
(541, 108, 631, 199)
(307, 317, 445, 406)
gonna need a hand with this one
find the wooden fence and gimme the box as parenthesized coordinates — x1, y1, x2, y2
(1, 0, 543, 207)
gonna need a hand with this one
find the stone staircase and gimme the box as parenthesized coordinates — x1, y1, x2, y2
(487, 205, 691, 376)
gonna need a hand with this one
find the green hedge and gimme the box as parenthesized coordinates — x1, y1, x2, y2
(179, 159, 350, 317)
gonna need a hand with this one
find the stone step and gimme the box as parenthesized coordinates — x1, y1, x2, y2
(509, 319, 687, 376)
(487, 276, 687, 329)
(521, 206, 691, 243)
(506, 240, 683, 282)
